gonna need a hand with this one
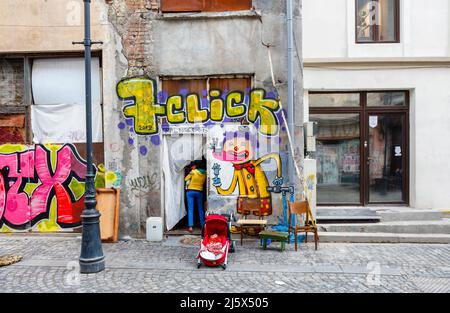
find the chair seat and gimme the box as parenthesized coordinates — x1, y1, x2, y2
(236, 219, 268, 225)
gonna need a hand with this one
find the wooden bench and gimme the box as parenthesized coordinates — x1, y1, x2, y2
(259, 231, 289, 252)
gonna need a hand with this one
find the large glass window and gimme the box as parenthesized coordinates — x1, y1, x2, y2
(310, 93, 360, 108)
(367, 92, 405, 107)
(310, 114, 361, 204)
(356, 0, 399, 43)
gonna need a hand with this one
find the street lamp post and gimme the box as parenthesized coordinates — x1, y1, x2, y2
(73, 0, 105, 274)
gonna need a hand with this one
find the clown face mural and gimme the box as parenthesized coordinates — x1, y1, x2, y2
(210, 127, 283, 216)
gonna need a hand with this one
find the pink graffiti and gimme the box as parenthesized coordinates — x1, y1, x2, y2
(0, 144, 88, 230)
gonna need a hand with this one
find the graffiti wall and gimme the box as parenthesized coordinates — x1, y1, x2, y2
(207, 124, 284, 216)
(116, 77, 286, 154)
(0, 144, 93, 232)
(116, 76, 291, 228)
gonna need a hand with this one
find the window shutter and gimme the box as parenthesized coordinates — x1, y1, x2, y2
(209, 78, 251, 92)
(204, 0, 252, 12)
(161, 0, 204, 13)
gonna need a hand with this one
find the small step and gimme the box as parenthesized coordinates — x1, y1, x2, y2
(317, 208, 381, 223)
(319, 219, 450, 234)
(309, 232, 450, 244)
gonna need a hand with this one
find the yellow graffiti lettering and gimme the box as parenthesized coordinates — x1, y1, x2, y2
(166, 95, 185, 124)
(226, 91, 246, 117)
(186, 94, 208, 123)
(117, 78, 166, 135)
(210, 90, 224, 121)
(248, 89, 280, 136)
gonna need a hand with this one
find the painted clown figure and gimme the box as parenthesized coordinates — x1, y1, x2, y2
(212, 131, 283, 216)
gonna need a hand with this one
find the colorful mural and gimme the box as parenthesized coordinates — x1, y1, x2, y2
(0, 144, 93, 232)
(116, 77, 283, 149)
(210, 129, 283, 216)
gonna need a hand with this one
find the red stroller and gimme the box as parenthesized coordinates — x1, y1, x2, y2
(196, 213, 236, 270)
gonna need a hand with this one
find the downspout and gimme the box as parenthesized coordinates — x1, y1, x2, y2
(287, 0, 295, 191)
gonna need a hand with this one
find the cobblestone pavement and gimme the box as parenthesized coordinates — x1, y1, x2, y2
(0, 235, 449, 293)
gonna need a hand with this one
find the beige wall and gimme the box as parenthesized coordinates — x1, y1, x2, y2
(0, 0, 108, 53)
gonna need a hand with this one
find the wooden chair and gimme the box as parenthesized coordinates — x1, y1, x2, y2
(236, 201, 267, 246)
(288, 200, 319, 251)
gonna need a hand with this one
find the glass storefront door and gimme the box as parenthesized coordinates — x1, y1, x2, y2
(367, 114, 406, 203)
(309, 91, 409, 206)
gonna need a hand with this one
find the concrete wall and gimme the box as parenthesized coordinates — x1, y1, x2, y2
(0, 0, 128, 231)
(0, 0, 304, 237)
(0, 0, 109, 53)
(106, 0, 304, 237)
(302, 0, 450, 210)
(303, 0, 450, 59)
(304, 66, 450, 210)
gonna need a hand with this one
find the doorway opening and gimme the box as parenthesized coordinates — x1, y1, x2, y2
(309, 91, 409, 206)
(162, 132, 207, 233)
(171, 157, 208, 233)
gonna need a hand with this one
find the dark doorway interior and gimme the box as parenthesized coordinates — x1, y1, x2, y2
(171, 157, 207, 232)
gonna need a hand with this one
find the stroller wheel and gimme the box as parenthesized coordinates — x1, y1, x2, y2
(229, 241, 236, 253)
(220, 264, 227, 270)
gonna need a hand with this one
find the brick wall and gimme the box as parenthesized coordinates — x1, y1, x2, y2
(106, 0, 158, 76)
(0, 58, 24, 106)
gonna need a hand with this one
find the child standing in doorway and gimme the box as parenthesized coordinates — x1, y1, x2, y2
(185, 161, 206, 233)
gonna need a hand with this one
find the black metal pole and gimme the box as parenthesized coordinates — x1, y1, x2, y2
(78, 0, 105, 273)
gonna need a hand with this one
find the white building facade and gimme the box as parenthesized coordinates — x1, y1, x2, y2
(302, 0, 450, 209)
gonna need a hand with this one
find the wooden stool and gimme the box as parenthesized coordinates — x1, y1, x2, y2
(259, 231, 289, 252)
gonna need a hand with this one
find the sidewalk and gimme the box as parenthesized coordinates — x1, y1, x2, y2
(0, 235, 449, 293)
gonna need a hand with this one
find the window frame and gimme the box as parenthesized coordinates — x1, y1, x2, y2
(160, 0, 253, 14)
(355, 0, 401, 44)
(159, 74, 254, 95)
(159, 74, 254, 125)
(0, 52, 103, 145)
(309, 90, 410, 207)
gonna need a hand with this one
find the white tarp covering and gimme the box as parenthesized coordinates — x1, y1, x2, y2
(31, 103, 103, 143)
(30, 57, 103, 143)
(163, 134, 204, 230)
(32, 57, 101, 105)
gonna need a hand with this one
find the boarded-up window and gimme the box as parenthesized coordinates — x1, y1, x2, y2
(209, 77, 251, 92)
(161, 76, 252, 123)
(0, 58, 24, 106)
(161, 77, 251, 97)
(31, 57, 103, 143)
(1, 58, 27, 144)
(162, 78, 207, 96)
(0, 114, 26, 144)
(161, 0, 252, 13)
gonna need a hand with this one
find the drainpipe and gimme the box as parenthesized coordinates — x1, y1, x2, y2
(287, 0, 295, 191)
